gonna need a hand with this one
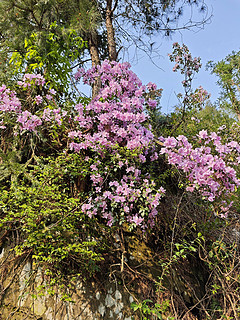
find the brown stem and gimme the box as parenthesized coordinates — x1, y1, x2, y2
(106, 0, 117, 61)
(237, 112, 240, 122)
(88, 32, 100, 67)
(88, 32, 101, 98)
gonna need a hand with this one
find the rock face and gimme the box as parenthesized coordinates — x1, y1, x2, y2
(0, 247, 134, 320)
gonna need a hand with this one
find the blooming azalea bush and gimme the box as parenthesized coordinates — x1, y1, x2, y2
(71, 60, 157, 153)
(68, 61, 165, 228)
(160, 130, 240, 216)
(0, 59, 240, 227)
(79, 151, 165, 228)
(0, 73, 57, 132)
(0, 61, 166, 229)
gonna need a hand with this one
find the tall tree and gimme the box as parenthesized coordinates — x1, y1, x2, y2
(101, 0, 210, 60)
(208, 51, 240, 121)
(0, 0, 211, 96)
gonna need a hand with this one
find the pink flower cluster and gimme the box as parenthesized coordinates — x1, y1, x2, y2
(0, 74, 58, 132)
(160, 131, 240, 209)
(169, 43, 201, 75)
(72, 61, 165, 227)
(70, 60, 157, 153)
(0, 84, 24, 129)
(0, 85, 21, 113)
(187, 86, 211, 107)
(17, 74, 45, 88)
(0, 63, 164, 228)
(81, 159, 165, 228)
(17, 110, 42, 131)
(168, 42, 205, 108)
(42, 107, 68, 125)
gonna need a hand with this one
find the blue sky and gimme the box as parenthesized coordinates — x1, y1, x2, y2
(130, 0, 240, 114)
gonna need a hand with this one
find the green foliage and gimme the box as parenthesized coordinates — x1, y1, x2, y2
(115, 0, 209, 39)
(131, 299, 174, 320)
(9, 23, 86, 99)
(0, 0, 95, 90)
(208, 51, 240, 120)
(158, 226, 205, 284)
(200, 235, 240, 319)
(0, 0, 103, 79)
(167, 102, 234, 139)
(0, 153, 105, 290)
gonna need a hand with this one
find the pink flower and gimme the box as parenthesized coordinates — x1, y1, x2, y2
(35, 95, 43, 105)
(49, 88, 56, 95)
(131, 215, 144, 226)
(46, 94, 52, 101)
(146, 82, 157, 90)
(148, 99, 157, 109)
(198, 130, 208, 139)
(163, 137, 177, 148)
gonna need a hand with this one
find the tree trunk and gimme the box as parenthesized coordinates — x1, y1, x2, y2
(237, 112, 240, 122)
(106, 0, 117, 61)
(89, 32, 101, 67)
(88, 32, 101, 98)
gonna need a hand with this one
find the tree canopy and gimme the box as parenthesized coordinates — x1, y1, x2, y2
(208, 51, 240, 121)
(0, 1, 210, 79)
